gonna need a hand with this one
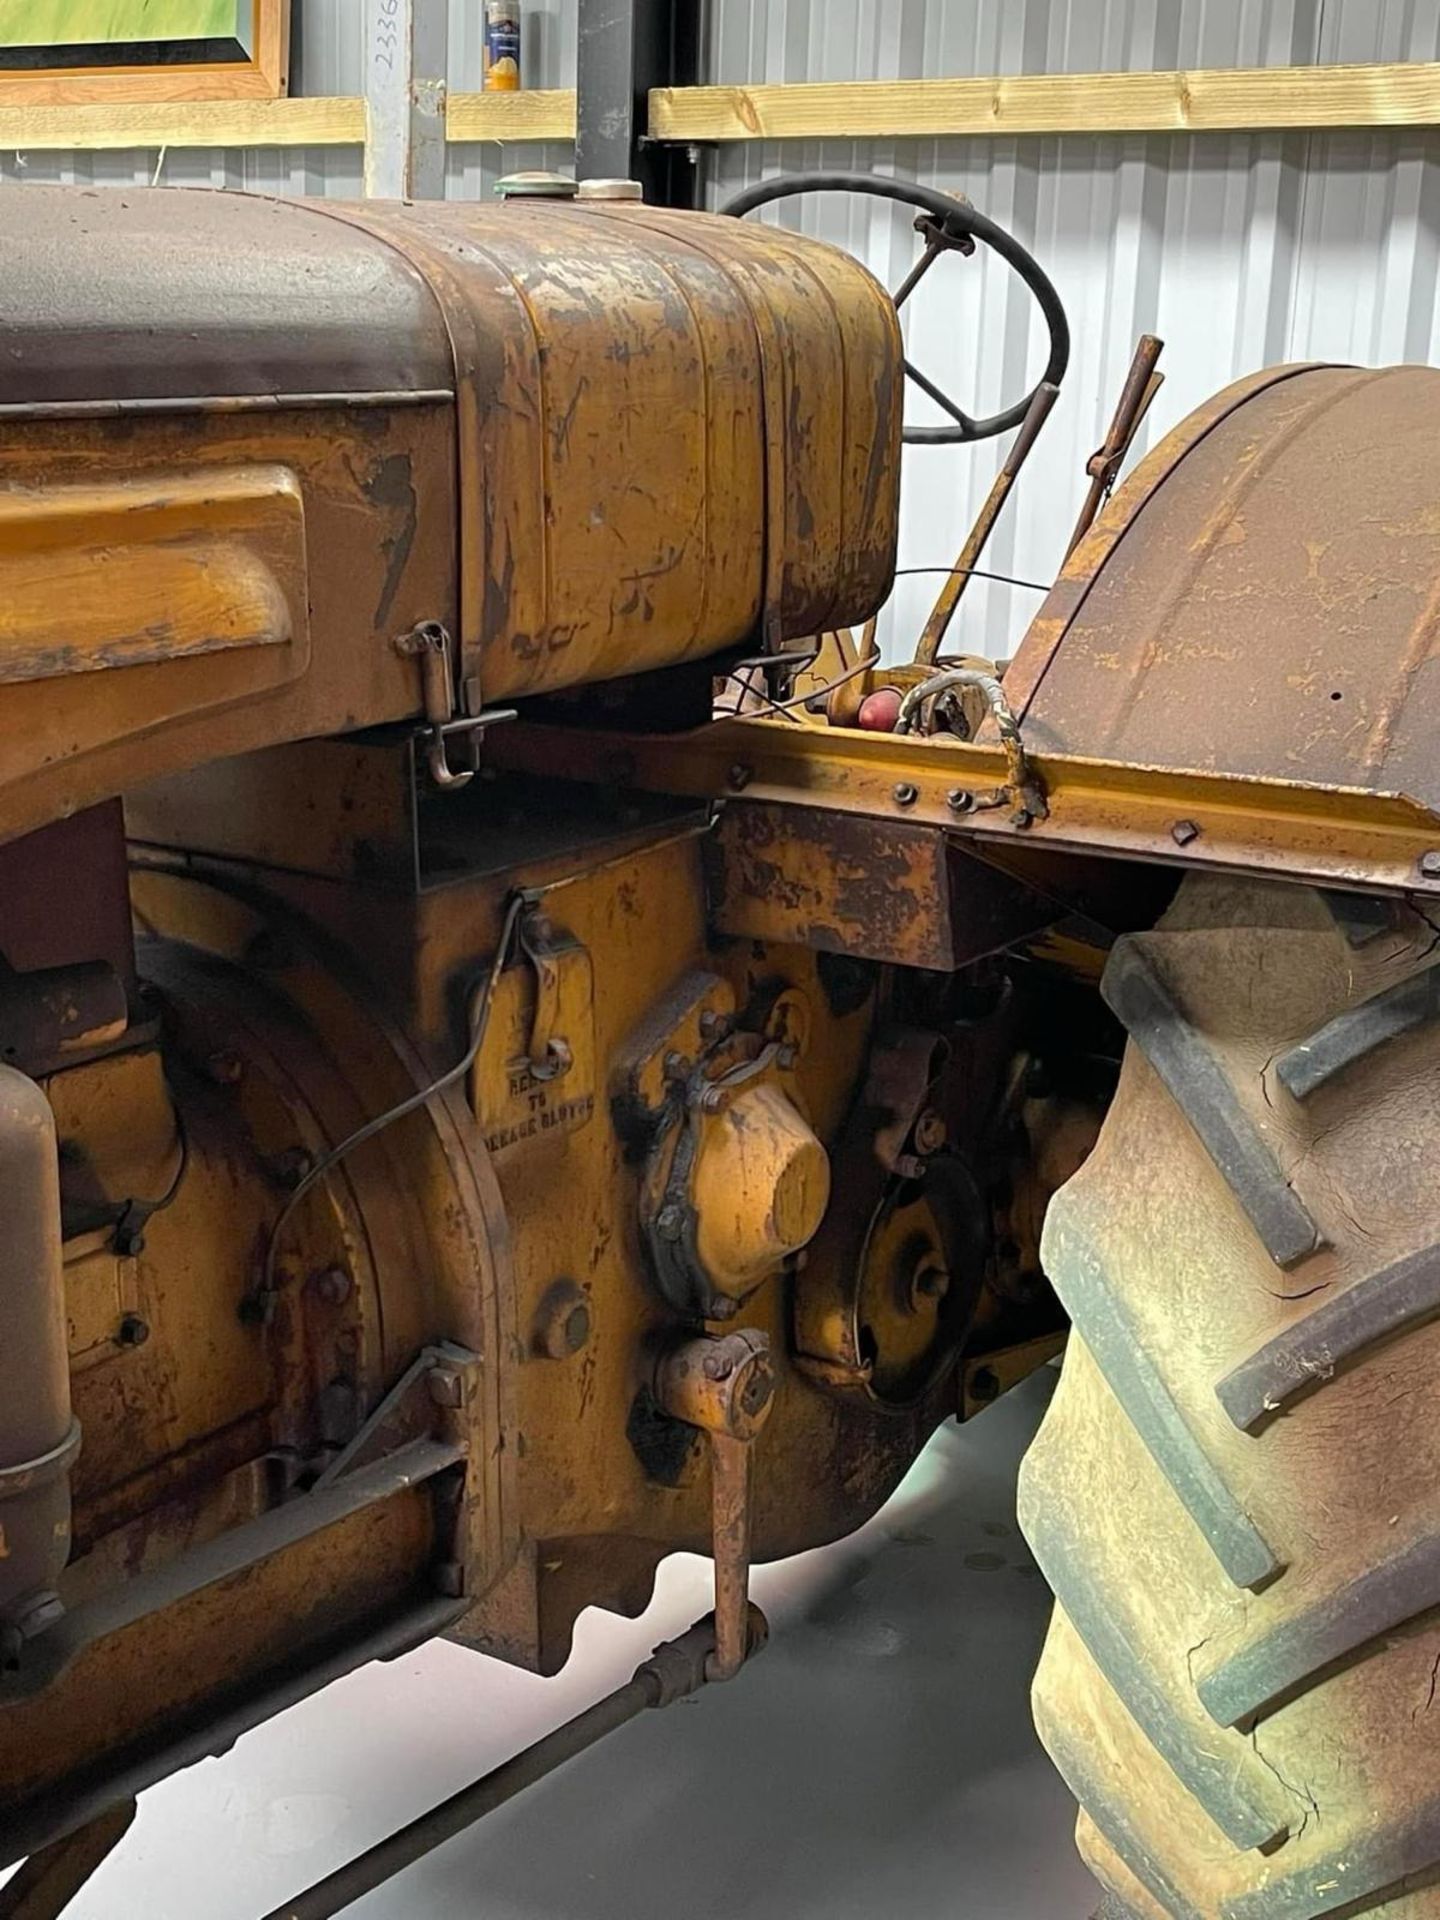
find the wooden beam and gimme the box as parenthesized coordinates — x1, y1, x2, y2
(0, 94, 360, 149)
(649, 61, 1440, 142)
(5, 60, 1439, 157)
(0, 89, 577, 151)
(447, 88, 576, 142)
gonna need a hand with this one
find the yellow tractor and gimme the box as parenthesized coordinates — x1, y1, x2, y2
(0, 170, 1435, 1920)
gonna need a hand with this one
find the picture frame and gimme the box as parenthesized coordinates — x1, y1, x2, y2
(0, 1, 289, 105)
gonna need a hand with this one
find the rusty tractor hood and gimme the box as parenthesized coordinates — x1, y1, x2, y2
(0, 184, 905, 846)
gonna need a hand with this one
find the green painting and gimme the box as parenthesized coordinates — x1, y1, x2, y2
(0, 1, 254, 67)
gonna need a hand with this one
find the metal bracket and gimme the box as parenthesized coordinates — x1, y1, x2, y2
(1, 1346, 478, 1704)
(516, 908, 578, 1083)
(394, 622, 516, 791)
(312, 1342, 478, 1492)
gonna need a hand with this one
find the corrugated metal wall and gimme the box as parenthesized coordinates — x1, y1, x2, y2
(5, 0, 1438, 657)
(709, 0, 1440, 653)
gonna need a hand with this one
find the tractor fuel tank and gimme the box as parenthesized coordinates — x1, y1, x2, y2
(0, 184, 903, 758)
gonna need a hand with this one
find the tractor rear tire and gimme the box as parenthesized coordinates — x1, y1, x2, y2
(1018, 874, 1440, 1919)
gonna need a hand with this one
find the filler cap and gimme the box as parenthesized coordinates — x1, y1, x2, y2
(495, 172, 578, 199)
(576, 178, 645, 202)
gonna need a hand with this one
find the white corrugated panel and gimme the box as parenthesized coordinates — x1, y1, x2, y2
(710, 0, 1440, 657)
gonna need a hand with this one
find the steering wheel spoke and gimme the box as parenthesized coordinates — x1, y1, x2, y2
(721, 171, 1069, 446)
(903, 359, 975, 436)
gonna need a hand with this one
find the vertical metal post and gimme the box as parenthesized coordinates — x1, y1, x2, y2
(364, 0, 449, 201)
(576, 0, 699, 208)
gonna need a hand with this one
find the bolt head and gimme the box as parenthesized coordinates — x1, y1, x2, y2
(116, 1314, 150, 1348)
(893, 782, 919, 807)
(700, 1085, 725, 1114)
(270, 1147, 314, 1192)
(533, 1282, 592, 1359)
(1421, 850, 1440, 879)
(727, 763, 753, 791)
(1171, 819, 1201, 847)
(908, 1257, 951, 1312)
(428, 1367, 465, 1408)
(657, 1204, 684, 1241)
(946, 788, 974, 813)
(312, 1267, 352, 1307)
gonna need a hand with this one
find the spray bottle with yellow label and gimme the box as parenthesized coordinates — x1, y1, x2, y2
(484, 0, 521, 89)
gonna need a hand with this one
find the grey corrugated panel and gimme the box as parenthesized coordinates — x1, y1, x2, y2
(0, 2, 572, 204)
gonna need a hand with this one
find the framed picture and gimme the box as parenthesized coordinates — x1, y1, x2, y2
(0, 1, 290, 104)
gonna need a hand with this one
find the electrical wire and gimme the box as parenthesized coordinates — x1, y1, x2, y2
(715, 650, 881, 721)
(893, 564, 1052, 593)
(759, 651, 880, 716)
(717, 660, 805, 724)
(252, 890, 530, 1314)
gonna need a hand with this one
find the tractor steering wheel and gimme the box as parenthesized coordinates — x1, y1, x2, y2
(720, 171, 1070, 445)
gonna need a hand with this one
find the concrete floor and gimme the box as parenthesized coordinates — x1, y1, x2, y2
(35, 1369, 1096, 1919)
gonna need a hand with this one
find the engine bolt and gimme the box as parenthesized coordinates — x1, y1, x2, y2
(946, 789, 974, 813)
(727, 764, 753, 791)
(312, 1267, 352, 1307)
(206, 1050, 243, 1085)
(428, 1367, 466, 1408)
(269, 1146, 314, 1191)
(1420, 850, 1440, 879)
(913, 1109, 946, 1155)
(657, 1204, 684, 1241)
(893, 782, 919, 807)
(700, 1085, 726, 1114)
(116, 1314, 150, 1348)
(1171, 819, 1201, 847)
(533, 1281, 592, 1360)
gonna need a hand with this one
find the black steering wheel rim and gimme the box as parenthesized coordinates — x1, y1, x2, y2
(719, 171, 1070, 445)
